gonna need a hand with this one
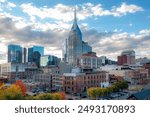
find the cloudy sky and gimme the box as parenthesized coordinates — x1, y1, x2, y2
(0, 0, 150, 63)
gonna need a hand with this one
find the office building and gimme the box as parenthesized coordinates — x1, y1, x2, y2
(82, 42, 92, 54)
(8, 44, 22, 63)
(63, 9, 92, 66)
(40, 55, 60, 67)
(23, 48, 27, 63)
(0, 63, 37, 82)
(28, 46, 44, 67)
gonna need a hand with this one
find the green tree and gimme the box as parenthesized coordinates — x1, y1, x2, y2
(52, 93, 62, 100)
(87, 87, 100, 99)
(32, 92, 65, 100)
(34, 93, 53, 100)
(102, 87, 112, 96)
(87, 87, 109, 99)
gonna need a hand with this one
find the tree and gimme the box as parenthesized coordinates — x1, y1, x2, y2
(0, 84, 6, 99)
(57, 92, 66, 100)
(34, 93, 53, 100)
(32, 92, 65, 100)
(87, 87, 103, 99)
(112, 81, 128, 92)
(15, 80, 27, 96)
(87, 87, 96, 99)
(121, 81, 128, 90)
(3, 84, 24, 100)
(112, 82, 120, 92)
(0, 81, 3, 86)
(102, 87, 112, 96)
(52, 93, 64, 100)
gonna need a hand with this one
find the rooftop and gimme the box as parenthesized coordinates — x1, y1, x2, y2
(127, 89, 150, 100)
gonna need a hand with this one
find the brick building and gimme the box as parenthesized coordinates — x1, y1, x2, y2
(118, 50, 135, 65)
(63, 71, 109, 94)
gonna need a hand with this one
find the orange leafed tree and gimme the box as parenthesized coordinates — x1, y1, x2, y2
(15, 80, 27, 96)
(0, 82, 3, 87)
(58, 92, 66, 100)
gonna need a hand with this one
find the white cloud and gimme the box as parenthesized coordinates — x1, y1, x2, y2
(0, 14, 150, 62)
(140, 29, 150, 34)
(82, 2, 143, 17)
(0, 2, 147, 63)
(0, 0, 7, 3)
(0, 12, 30, 29)
(82, 27, 150, 59)
(112, 2, 143, 16)
(90, 4, 111, 16)
(21, 3, 73, 22)
(0, 0, 16, 11)
(7, 2, 16, 8)
(20, 2, 144, 23)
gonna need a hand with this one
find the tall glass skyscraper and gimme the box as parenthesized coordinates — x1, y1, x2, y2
(63, 9, 92, 66)
(28, 46, 44, 67)
(8, 44, 23, 63)
(68, 9, 82, 66)
(23, 48, 27, 63)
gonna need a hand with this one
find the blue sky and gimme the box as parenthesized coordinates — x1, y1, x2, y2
(0, 0, 150, 63)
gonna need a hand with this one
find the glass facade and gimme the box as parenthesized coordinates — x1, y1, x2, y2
(28, 46, 44, 67)
(82, 42, 92, 54)
(64, 9, 92, 66)
(23, 48, 27, 63)
(40, 55, 60, 67)
(66, 9, 82, 66)
(8, 44, 22, 63)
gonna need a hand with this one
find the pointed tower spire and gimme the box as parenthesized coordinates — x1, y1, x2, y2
(72, 6, 78, 30)
(74, 7, 77, 22)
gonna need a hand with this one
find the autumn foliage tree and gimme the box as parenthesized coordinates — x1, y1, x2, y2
(31, 92, 66, 100)
(0, 84, 24, 100)
(87, 81, 129, 99)
(57, 92, 66, 100)
(87, 87, 101, 99)
(15, 80, 27, 96)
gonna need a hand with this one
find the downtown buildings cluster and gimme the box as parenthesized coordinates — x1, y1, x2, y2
(0, 9, 150, 99)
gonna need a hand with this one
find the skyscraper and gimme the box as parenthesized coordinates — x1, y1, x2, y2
(28, 46, 44, 67)
(8, 44, 22, 63)
(68, 8, 82, 66)
(23, 48, 27, 63)
(64, 8, 92, 66)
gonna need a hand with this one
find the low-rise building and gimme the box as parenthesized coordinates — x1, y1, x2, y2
(144, 62, 150, 78)
(32, 73, 52, 90)
(0, 63, 37, 82)
(63, 71, 109, 94)
(117, 50, 135, 65)
(109, 67, 148, 84)
(78, 52, 101, 69)
(127, 89, 150, 100)
(52, 74, 63, 91)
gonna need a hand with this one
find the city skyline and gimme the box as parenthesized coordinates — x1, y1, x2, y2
(0, 0, 150, 63)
